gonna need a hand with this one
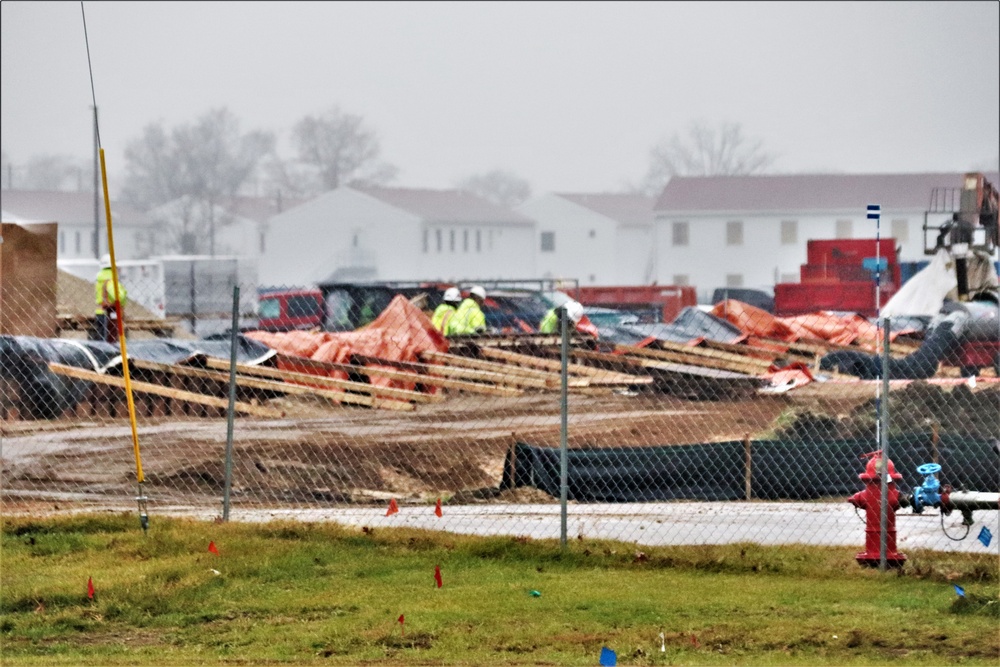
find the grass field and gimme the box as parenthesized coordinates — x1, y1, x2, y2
(1, 513, 997, 666)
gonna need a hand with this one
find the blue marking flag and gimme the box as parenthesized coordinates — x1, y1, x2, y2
(867, 204, 881, 220)
(954, 585, 965, 597)
(978, 526, 993, 548)
(599, 646, 617, 666)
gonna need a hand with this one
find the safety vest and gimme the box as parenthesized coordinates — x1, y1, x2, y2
(431, 303, 457, 332)
(446, 299, 486, 336)
(94, 268, 128, 316)
(539, 308, 559, 333)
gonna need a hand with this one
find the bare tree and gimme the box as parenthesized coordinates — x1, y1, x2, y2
(289, 106, 397, 193)
(639, 121, 776, 196)
(122, 108, 274, 254)
(1, 154, 89, 191)
(456, 169, 532, 208)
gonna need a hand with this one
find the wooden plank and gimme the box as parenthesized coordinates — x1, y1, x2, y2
(130, 359, 414, 412)
(275, 353, 523, 397)
(202, 357, 440, 404)
(477, 346, 645, 385)
(419, 350, 559, 382)
(48, 363, 284, 418)
(651, 339, 774, 371)
(615, 344, 766, 376)
(351, 352, 552, 389)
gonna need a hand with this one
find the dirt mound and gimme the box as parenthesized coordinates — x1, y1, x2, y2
(776, 382, 999, 440)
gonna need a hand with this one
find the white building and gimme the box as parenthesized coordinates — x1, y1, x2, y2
(0, 190, 158, 260)
(517, 192, 654, 285)
(652, 172, 1000, 302)
(260, 186, 538, 288)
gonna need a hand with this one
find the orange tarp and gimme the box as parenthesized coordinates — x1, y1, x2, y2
(245, 295, 448, 393)
(710, 300, 897, 350)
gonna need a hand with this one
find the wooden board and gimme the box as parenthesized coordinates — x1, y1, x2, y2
(47, 362, 284, 418)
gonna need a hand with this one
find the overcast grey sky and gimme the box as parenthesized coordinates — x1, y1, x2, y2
(2, 1, 998, 196)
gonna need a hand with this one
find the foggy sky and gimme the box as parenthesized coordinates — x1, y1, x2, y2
(2, 1, 998, 197)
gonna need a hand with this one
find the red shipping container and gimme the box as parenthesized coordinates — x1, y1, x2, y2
(806, 239, 897, 266)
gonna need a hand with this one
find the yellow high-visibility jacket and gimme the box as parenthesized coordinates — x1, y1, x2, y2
(431, 303, 457, 332)
(446, 298, 485, 336)
(94, 267, 128, 315)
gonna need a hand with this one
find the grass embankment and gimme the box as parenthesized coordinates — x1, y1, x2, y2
(1, 513, 997, 666)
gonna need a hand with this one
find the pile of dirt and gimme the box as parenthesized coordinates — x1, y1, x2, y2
(776, 382, 999, 441)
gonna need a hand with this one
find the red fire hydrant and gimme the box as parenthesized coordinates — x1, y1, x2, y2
(847, 451, 907, 568)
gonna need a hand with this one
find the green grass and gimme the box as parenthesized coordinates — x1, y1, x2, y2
(1, 513, 997, 665)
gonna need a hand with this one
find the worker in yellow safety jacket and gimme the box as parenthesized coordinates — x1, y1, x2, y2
(432, 286, 463, 333)
(539, 299, 584, 333)
(446, 285, 487, 336)
(94, 254, 128, 343)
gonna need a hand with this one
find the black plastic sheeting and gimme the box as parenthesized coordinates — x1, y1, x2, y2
(819, 319, 960, 380)
(598, 307, 746, 346)
(1, 334, 275, 419)
(503, 435, 999, 502)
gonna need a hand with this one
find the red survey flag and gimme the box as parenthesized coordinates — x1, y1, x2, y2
(434, 498, 442, 517)
(87, 576, 95, 600)
(398, 614, 405, 636)
(386, 499, 399, 516)
(434, 564, 443, 588)
(208, 541, 220, 555)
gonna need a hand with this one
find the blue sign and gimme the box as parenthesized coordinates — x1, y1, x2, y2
(953, 585, 965, 597)
(978, 526, 993, 548)
(599, 647, 617, 666)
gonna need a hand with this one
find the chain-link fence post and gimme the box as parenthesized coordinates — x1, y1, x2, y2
(559, 308, 569, 550)
(221, 285, 239, 522)
(878, 316, 891, 571)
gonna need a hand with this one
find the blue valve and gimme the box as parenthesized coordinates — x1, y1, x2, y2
(911, 463, 942, 514)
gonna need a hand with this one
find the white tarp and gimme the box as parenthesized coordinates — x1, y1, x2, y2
(882, 248, 998, 317)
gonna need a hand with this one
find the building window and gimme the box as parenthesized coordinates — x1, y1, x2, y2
(726, 273, 743, 287)
(423, 229, 428, 253)
(891, 219, 909, 243)
(726, 221, 744, 246)
(449, 229, 455, 252)
(59, 232, 65, 253)
(259, 231, 266, 254)
(672, 221, 689, 246)
(540, 231, 555, 252)
(780, 220, 797, 245)
(463, 229, 468, 252)
(435, 229, 442, 252)
(75, 231, 81, 254)
(589, 229, 596, 238)
(673, 274, 689, 286)
(835, 219, 852, 238)
(476, 230, 481, 252)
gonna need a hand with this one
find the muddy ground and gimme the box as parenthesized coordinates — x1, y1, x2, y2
(3, 379, 996, 512)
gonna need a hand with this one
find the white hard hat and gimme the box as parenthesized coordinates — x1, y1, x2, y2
(470, 285, 487, 300)
(443, 287, 462, 303)
(564, 300, 584, 323)
(100, 254, 112, 268)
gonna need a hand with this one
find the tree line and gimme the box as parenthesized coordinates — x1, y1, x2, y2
(2, 110, 777, 254)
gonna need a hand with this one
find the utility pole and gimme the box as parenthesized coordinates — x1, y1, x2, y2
(93, 105, 100, 259)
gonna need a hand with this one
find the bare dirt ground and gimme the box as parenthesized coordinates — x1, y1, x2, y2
(3, 379, 997, 513)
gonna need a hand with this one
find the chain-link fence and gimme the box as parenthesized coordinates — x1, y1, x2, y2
(2, 271, 998, 572)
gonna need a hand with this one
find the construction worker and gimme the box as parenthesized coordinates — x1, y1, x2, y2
(446, 285, 487, 336)
(539, 299, 584, 333)
(432, 287, 463, 333)
(93, 254, 128, 343)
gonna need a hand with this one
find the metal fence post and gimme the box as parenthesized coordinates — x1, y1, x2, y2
(221, 285, 240, 521)
(559, 309, 569, 549)
(879, 316, 890, 571)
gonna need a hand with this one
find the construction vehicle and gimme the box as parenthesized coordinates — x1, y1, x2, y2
(921, 172, 1000, 376)
(922, 171, 999, 301)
